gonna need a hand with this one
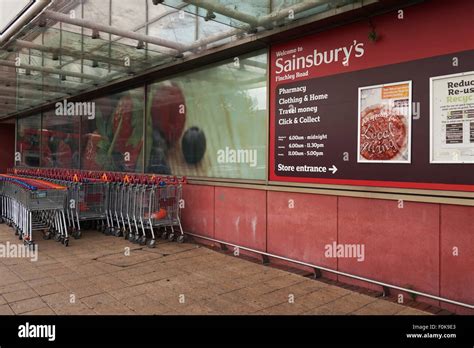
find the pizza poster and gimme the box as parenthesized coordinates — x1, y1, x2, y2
(430, 71, 474, 164)
(269, 0, 474, 192)
(358, 81, 412, 163)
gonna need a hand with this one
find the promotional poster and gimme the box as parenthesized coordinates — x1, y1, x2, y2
(430, 71, 474, 163)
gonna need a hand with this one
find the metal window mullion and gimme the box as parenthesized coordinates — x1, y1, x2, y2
(195, 5, 199, 41)
(59, 21, 63, 85)
(142, 84, 147, 174)
(145, 0, 149, 61)
(15, 117, 18, 167)
(39, 30, 45, 167)
(39, 112, 43, 168)
(265, 47, 269, 185)
(16, 51, 20, 111)
(41, 29, 44, 101)
(78, 115, 82, 170)
(81, 0, 84, 84)
(109, 0, 112, 73)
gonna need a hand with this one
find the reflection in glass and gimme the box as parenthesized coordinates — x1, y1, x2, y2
(81, 87, 144, 173)
(16, 114, 41, 167)
(41, 111, 81, 168)
(145, 50, 268, 180)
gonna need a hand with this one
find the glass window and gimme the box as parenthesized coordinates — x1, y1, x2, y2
(16, 114, 41, 167)
(14, 49, 268, 178)
(41, 110, 81, 168)
(145, 50, 268, 180)
(81, 87, 144, 172)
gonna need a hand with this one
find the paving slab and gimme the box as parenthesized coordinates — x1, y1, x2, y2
(0, 224, 431, 315)
(10, 297, 48, 314)
(3, 288, 38, 303)
(0, 304, 14, 315)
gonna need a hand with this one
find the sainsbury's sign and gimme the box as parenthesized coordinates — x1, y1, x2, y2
(275, 40, 365, 75)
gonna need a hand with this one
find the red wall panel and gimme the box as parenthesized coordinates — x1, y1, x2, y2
(214, 187, 267, 252)
(267, 191, 337, 275)
(181, 184, 215, 238)
(440, 205, 474, 314)
(336, 197, 440, 306)
(0, 124, 15, 173)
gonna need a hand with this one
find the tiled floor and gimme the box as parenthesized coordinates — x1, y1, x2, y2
(0, 224, 429, 315)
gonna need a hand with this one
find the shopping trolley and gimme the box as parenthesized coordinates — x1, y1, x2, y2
(145, 177, 185, 247)
(128, 177, 154, 246)
(0, 174, 69, 248)
(104, 173, 125, 238)
(71, 177, 107, 238)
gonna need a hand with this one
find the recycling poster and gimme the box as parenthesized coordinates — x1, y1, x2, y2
(430, 71, 474, 163)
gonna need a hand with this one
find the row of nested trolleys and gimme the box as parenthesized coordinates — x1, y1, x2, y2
(1, 169, 185, 249)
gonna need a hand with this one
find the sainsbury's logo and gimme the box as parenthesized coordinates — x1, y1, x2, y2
(275, 40, 365, 74)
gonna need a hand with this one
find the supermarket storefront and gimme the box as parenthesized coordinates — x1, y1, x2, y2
(7, 0, 474, 314)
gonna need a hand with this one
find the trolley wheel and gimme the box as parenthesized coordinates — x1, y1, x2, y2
(63, 239, 69, 247)
(14, 228, 19, 236)
(43, 232, 51, 240)
(177, 235, 185, 244)
(115, 229, 123, 238)
(128, 233, 135, 243)
(54, 233, 62, 242)
(167, 232, 175, 241)
(133, 234, 141, 244)
(0, 217, 4, 223)
(73, 230, 82, 240)
(161, 231, 168, 240)
(147, 239, 156, 248)
(138, 235, 147, 246)
(29, 243, 36, 251)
